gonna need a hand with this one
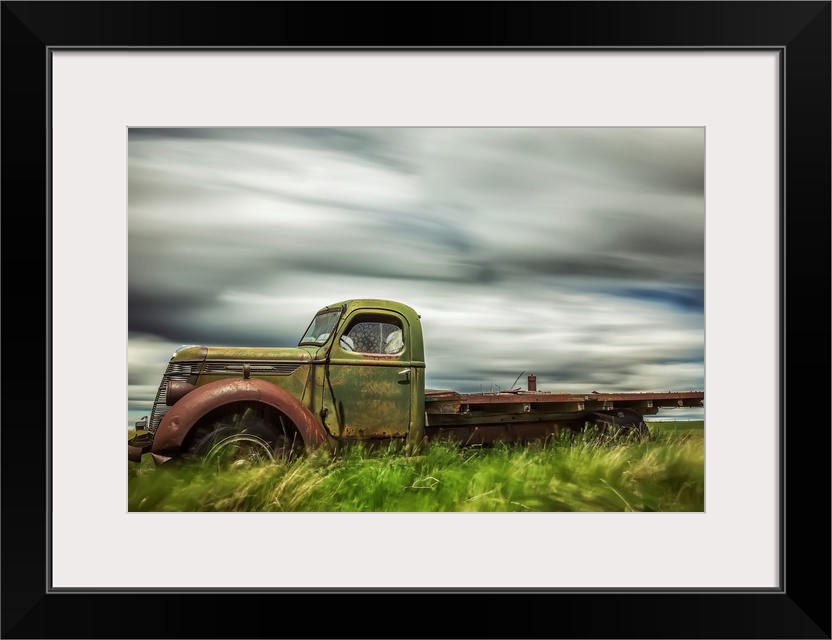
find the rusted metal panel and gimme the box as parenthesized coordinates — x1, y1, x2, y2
(425, 421, 577, 445)
(151, 378, 330, 462)
(426, 390, 703, 413)
(429, 400, 463, 414)
(426, 410, 584, 428)
(165, 380, 196, 406)
(425, 389, 461, 402)
(127, 431, 153, 463)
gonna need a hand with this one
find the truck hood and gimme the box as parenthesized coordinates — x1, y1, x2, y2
(172, 346, 314, 362)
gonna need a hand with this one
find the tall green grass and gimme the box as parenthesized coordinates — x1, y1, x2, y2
(128, 422, 704, 512)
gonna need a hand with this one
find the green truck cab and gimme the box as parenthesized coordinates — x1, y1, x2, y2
(129, 298, 704, 466)
(130, 299, 426, 466)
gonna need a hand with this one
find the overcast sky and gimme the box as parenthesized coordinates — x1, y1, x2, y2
(128, 127, 704, 425)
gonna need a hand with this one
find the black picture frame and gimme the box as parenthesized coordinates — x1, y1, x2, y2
(2, 2, 829, 638)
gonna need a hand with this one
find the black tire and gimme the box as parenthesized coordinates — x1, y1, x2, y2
(616, 410, 651, 440)
(582, 410, 650, 442)
(187, 406, 302, 468)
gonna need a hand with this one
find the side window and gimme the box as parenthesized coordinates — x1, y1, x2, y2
(340, 318, 404, 355)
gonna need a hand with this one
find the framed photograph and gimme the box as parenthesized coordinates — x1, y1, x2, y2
(3, 2, 829, 638)
(125, 124, 707, 507)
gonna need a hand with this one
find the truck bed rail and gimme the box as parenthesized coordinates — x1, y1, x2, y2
(423, 389, 703, 445)
(425, 389, 704, 415)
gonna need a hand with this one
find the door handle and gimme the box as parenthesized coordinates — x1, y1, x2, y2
(398, 368, 411, 385)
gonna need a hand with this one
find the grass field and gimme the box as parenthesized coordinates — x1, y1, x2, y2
(127, 421, 705, 512)
(128, 421, 704, 512)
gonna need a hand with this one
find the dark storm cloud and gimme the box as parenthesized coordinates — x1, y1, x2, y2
(128, 290, 213, 342)
(610, 212, 705, 259)
(587, 130, 704, 197)
(611, 287, 705, 313)
(128, 216, 490, 343)
(506, 128, 705, 197)
(129, 127, 417, 173)
(128, 291, 302, 346)
(505, 254, 701, 287)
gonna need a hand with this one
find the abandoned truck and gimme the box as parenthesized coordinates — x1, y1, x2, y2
(128, 299, 704, 466)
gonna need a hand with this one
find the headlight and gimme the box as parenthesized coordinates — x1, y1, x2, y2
(165, 380, 196, 406)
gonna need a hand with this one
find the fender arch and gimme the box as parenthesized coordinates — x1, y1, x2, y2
(151, 378, 329, 459)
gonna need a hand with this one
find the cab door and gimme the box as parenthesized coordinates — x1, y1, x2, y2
(324, 310, 411, 439)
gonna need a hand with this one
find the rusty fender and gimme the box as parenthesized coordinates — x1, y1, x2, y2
(151, 378, 329, 463)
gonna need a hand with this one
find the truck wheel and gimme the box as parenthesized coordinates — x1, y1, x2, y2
(198, 425, 276, 468)
(615, 410, 651, 440)
(581, 413, 616, 441)
(582, 411, 650, 442)
(188, 407, 302, 468)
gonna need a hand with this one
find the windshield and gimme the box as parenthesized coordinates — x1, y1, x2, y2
(299, 310, 342, 346)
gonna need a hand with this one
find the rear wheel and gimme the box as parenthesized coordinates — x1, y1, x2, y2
(582, 410, 650, 442)
(187, 406, 302, 468)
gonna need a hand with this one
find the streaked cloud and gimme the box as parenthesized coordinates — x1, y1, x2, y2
(128, 127, 704, 424)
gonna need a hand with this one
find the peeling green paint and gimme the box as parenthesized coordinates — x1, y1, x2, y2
(166, 301, 427, 443)
(171, 346, 207, 361)
(197, 366, 310, 402)
(322, 360, 411, 438)
(205, 347, 314, 361)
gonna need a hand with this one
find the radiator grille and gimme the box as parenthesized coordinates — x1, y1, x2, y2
(148, 360, 200, 434)
(147, 359, 304, 433)
(202, 361, 303, 375)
